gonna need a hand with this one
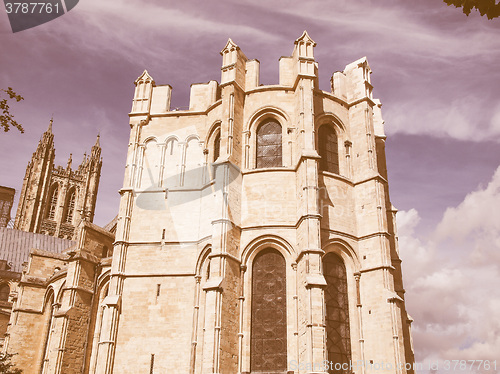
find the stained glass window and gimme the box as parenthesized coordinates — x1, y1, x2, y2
(256, 121, 282, 168)
(251, 249, 287, 372)
(319, 125, 339, 174)
(324, 253, 351, 374)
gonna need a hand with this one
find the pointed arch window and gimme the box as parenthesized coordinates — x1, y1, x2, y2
(324, 253, 351, 374)
(87, 282, 109, 374)
(251, 249, 287, 372)
(64, 189, 76, 224)
(318, 125, 339, 174)
(256, 121, 282, 168)
(40, 292, 55, 373)
(213, 131, 221, 163)
(46, 185, 59, 220)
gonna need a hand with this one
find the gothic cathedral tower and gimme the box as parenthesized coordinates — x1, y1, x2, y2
(13, 120, 102, 239)
(92, 33, 414, 374)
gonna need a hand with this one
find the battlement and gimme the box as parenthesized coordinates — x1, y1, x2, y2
(130, 31, 376, 117)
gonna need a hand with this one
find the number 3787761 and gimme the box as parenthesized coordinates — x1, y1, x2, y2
(5, 2, 61, 14)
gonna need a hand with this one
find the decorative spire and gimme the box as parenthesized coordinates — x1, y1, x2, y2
(220, 38, 239, 55)
(90, 133, 102, 161)
(39, 116, 55, 151)
(47, 117, 53, 133)
(295, 30, 316, 46)
(67, 153, 72, 169)
(134, 70, 155, 86)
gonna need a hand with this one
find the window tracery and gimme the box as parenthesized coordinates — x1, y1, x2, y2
(47, 185, 59, 220)
(324, 253, 351, 373)
(64, 189, 76, 224)
(251, 249, 287, 372)
(256, 121, 282, 168)
(318, 125, 339, 174)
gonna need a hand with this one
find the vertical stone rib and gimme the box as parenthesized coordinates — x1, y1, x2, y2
(237, 265, 246, 373)
(228, 93, 234, 156)
(355, 273, 365, 374)
(189, 276, 202, 374)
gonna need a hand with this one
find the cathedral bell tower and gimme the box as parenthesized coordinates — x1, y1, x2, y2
(13, 120, 102, 239)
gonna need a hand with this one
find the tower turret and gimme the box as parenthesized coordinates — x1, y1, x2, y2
(81, 134, 102, 222)
(14, 119, 55, 232)
(14, 122, 102, 239)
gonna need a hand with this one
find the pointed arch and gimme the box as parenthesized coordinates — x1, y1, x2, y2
(46, 184, 59, 220)
(323, 252, 351, 373)
(191, 245, 212, 374)
(241, 234, 295, 265)
(240, 235, 295, 372)
(205, 123, 222, 183)
(63, 188, 77, 224)
(86, 276, 110, 374)
(318, 124, 339, 174)
(55, 281, 66, 306)
(40, 289, 55, 373)
(246, 106, 291, 133)
(250, 248, 287, 372)
(256, 120, 282, 168)
(213, 131, 221, 163)
(195, 245, 212, 277)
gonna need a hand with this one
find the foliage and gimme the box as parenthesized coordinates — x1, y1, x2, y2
(444, 0, 500, 19)
(0, 352, 22, 374)
(1, 87, 24, 133)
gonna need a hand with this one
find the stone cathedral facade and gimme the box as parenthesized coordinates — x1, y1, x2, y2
(5, 32, 414, 374)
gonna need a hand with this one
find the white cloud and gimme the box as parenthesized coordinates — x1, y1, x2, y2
(56, 0, 282, 66)
(385, 98, 500, 143)
(397, 208, 421, 235)
(398, 166, 500, 371)
(274, 0, 500, 61)
(435, 166, 500, 248)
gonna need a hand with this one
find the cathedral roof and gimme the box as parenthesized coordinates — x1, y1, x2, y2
(0, 228, 74, 273)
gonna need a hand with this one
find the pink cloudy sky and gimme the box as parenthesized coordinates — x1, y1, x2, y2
(1, 0, 499, 371)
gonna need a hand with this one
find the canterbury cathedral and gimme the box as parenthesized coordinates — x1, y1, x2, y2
(2, 32, 415, 374)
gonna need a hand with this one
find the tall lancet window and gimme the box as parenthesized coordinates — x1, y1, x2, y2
(46, 185, 59, 220)
(40, 292, 55, 374)
(324, 253, 351, 374)
(256, 121, 282, 168)
(318, 125, 339, 174)
(251, 249, 287, 372)
(64, 189, 76, 224)
(213, 131, 221, 163)
(87, 282, 109, 374)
